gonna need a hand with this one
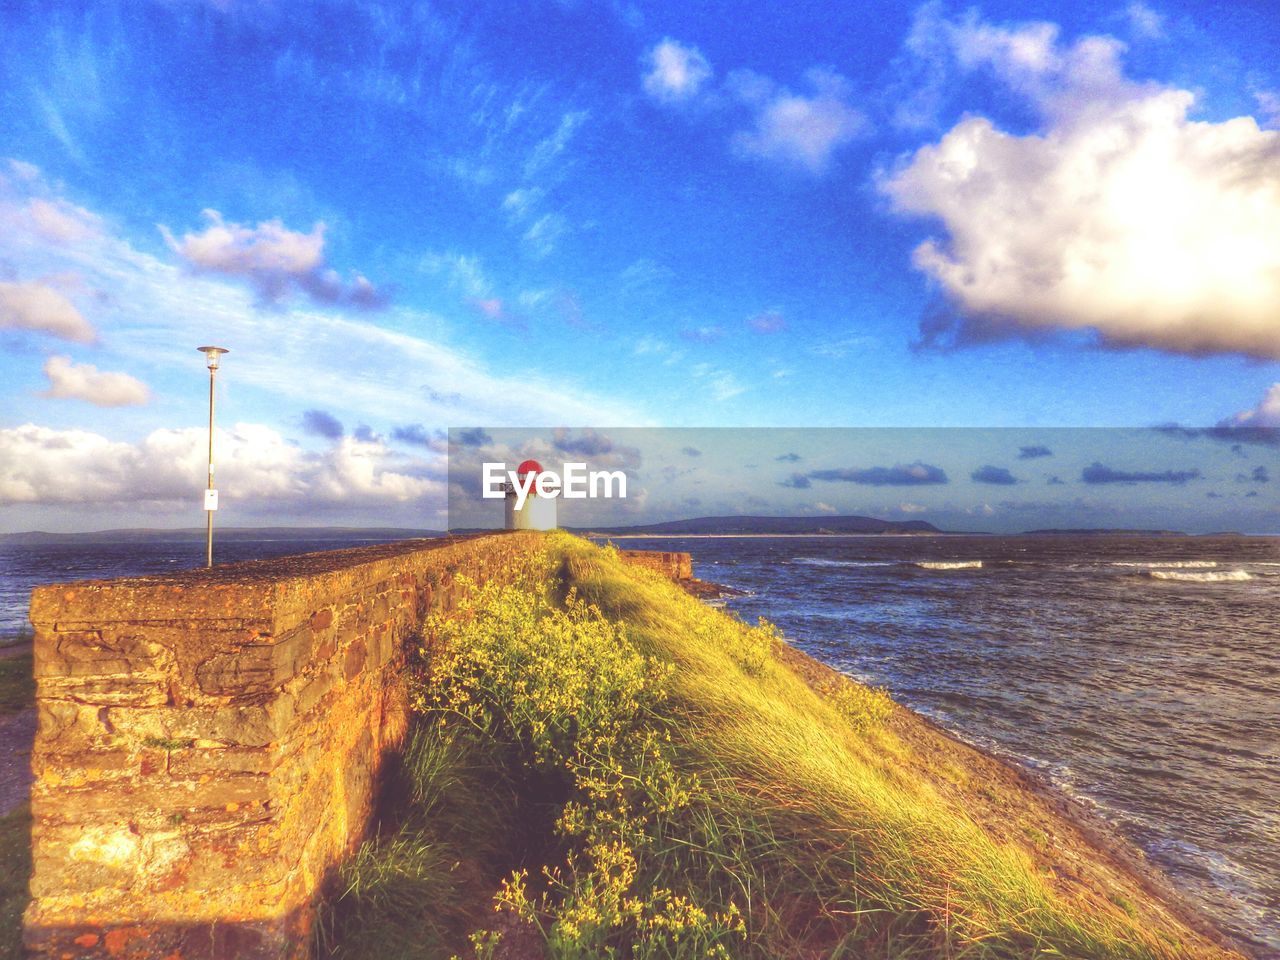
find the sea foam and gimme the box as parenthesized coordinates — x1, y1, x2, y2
(1147, 569, 1252, 582)
(915, 560, 983, 570)
(1113, 561, 1218, 569)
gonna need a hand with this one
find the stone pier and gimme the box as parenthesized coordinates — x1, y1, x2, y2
(23, 532, 542, 960)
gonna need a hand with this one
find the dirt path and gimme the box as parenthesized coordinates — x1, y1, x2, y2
(0, 710, 33, 817)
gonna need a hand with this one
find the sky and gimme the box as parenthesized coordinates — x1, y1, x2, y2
(446, 428, 1277, 534)
(0, 0, 1277, 532)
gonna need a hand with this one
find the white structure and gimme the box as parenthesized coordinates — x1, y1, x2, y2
(504, 459, 558, 530)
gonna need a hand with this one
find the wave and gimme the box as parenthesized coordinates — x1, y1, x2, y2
(915, 560, 983, 570)
(1113, 561, 1218, 569)
(1147, 569, 1252, 582)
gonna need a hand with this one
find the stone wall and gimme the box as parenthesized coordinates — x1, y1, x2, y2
(617, 549, 693, 582)
(24, 532, 544, 960)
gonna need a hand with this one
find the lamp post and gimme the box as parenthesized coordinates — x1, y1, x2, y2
(197, 346, 229, 568)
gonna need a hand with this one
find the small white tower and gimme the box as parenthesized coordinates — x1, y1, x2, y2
(504, 459, 558, 530)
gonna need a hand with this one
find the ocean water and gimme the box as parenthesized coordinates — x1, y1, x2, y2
(618, 534, 1279, 956)
(2, 533, 1278, 953)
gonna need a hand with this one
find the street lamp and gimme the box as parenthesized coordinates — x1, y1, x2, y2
(197, 346, 229, 568)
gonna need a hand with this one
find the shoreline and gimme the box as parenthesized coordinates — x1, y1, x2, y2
(768, 634, 1251, 956)
(681, 574, 1255, 957)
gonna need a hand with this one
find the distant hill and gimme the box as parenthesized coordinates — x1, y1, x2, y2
(0, 527, 442, 546)
(571, 515, 944, 536)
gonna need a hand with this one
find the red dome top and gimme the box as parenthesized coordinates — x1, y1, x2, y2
(516, 459, 542, 478)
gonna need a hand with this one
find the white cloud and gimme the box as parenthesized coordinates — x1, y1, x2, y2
(1256, 91, 1280, 130)
(642, 39, 713, 103)
(0, 280, 95, 343)
(1226, 384, 1280, 428)
(809, 334, 877, 359)
(689, 363, 747, 401)
(883, 12, 1280, 358)
(164, 209, 324, 275)
(25, 197, 101, 243)
(1124, 2, 1164, 40)
(731, 67, 866, 173)
(523, 212, 568, 258)
(0, 165, 640, 443)
(160, 209, 384, 307)
(7, 159, 40, 182)
(502, 187, 545, 220)
(420, 251, 493, 299)
(524, 111, 589, 179)
(42, 355, 150, 406)
(0, 423, 441, 509)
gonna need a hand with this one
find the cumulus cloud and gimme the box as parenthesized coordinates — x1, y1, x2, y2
(1226, 383, 1280, 428)
(776, 452, 802, 462)
(41, 356, 149, 406)
(808, 462, 949, 486)
(0, 280, 95, 342)
(1081, 462, 1200, 484)
(0, 423, 439, 508)
(971, 464, 1018, 485)
(302, 409, 344, 440)
(642, 39, 713, 103)
(731, 67, 867, 173)
(1153, 385, 1280, 450)
(1018, 444, 1053, 460)
(883, 10, 1280, 358)
(161, 209, 386, 308)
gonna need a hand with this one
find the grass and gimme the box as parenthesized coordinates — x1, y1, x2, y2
(0, 657, 33, 717)
(0, 805, 29, 960)
(324, 533, 1234, 959)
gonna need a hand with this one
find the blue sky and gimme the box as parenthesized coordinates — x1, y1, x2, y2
(446, 428, 1276, 534)
(0, 0, 1277, 531)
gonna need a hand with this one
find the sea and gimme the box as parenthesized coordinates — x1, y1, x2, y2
(1, 532, 1277, 955)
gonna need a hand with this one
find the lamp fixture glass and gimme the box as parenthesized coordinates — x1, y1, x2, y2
(197, 345, 229, 369)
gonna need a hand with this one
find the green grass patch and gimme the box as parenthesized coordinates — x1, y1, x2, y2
(0, 657, 33, 717)
(326, 534, 1234, 960)
(0, 804, 30, 960)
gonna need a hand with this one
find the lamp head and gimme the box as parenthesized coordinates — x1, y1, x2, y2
(197, 346, 229, 369)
